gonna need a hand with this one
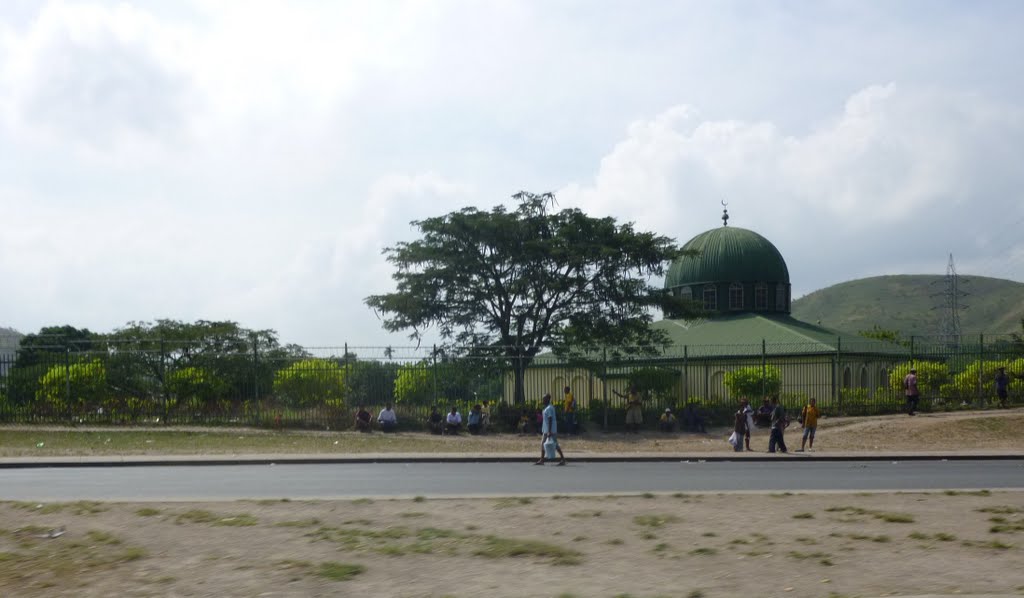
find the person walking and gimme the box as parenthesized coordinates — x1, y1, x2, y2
(903, 368, 920, 416)
(995, 367, 1010, 409)
(796, 397, 820, 452)
(767, 396, 788, 454)
(535, 393, 566, 466)
(731, 401, 748, 452)
(741, 398, 755, 451)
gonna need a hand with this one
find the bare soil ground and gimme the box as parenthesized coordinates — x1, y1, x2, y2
(2, 491, 1023, 598)
(2, 409, 1022, 457)
(1, 411, 1022, 597)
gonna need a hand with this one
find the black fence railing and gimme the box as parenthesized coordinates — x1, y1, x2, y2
(0, 335, 1021, 430)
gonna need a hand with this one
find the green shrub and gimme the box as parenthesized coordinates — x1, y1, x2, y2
(35, 359, 108, 412)
(273, 359, 348, 408)
(725, 365, 781, 399)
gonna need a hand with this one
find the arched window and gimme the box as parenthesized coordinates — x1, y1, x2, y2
(860, 367, 869, 389)
(880, 367, 889, 386)
(679, 287, 692, 301)
(729, 283, 743, 310)
(754, 283, 768, 310)
(703, 285, 717, 311)
(842, 367, 852, 389)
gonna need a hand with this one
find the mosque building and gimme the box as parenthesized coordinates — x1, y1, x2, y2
(509, 207, 903, 417)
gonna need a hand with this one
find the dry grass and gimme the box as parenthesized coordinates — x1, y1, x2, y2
(4, 493, 1019, 598)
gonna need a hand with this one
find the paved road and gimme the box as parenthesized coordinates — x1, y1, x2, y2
(2, 460, 1022, 501)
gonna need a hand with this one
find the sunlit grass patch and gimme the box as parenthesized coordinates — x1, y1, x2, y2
(633, 514, 680, 528)
(876, 512, 914, 524)
(307, 524, 582, 565)
(494, 497, 534, 508)
(86, 530, 121, 545)
(689, 547, 717, 556)
(961, 539, 1013, 550)
(788, 550, 833, 565)
(825, 505, 914, 524)
(473, 535, 583, 565)
(978, 506, 1023, 514)
(135, 507, 161, 517)
(316, 562, 366, 581)
(943, 489, 991, 496)
(8, 501, 107, 516)
(174, 509, 257, 526)
(275, 518, 321, 528)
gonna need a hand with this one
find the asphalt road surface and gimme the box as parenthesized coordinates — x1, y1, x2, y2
(2, 460, 1022, 501)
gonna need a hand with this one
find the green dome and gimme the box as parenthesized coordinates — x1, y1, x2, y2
(665, 226, 791, 315)
(667, 226, 789, 287)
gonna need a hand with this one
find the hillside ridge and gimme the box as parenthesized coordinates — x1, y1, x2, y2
(792, 274, 1024, 336)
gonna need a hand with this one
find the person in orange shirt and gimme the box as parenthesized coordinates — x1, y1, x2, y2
(797, 397, 821, 452)
(563, 385, 576, 435)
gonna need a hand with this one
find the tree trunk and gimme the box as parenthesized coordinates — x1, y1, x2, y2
(513, 359, 527, 404)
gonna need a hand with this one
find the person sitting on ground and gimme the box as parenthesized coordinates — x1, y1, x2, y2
(659, 408, 677, 433)
(354, 405, 372, 433)
(445, 406, 463, 435)
(427, 406, 444, 435)
(517, 409, 531, 435)
(377, 403, 398, 433)
(467, 404, 484, 435)
(681, 402, 706, 433)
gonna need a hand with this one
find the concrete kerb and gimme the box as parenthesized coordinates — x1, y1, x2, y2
(0, 451, 1021, 468)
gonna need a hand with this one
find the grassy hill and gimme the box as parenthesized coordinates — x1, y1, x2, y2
(791, 275, 1024, 337)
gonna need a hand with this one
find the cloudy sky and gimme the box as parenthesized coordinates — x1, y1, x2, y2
(2, 0, 1023, 347)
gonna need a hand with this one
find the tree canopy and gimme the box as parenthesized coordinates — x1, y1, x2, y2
(365, 192, 700, 402)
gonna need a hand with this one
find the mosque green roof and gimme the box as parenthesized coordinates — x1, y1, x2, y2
(665, 226, 790, 289)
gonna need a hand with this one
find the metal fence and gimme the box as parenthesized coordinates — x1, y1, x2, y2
(0, 335, 1021, 431)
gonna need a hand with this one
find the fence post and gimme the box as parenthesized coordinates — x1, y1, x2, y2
(64, 340, 71, 422)
(252, 334, 260, 427)
(160, 338, 168, 425)
(761, 339, 767, 400)
(432, 345, 438, 405)
(836, 337, 842, 413)
(683, 345, 689, 404)
(601, 347, 608, 431)
(978, 334, 984, 407)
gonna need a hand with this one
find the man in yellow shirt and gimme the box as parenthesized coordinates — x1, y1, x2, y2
(563, 385, 576, 435)
(797, 397, 821, 452)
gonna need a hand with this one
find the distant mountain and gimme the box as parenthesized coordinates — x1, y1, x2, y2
(791, 275, 1024, 337)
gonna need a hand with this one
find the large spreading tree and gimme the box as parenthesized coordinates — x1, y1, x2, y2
(365, 192, 700, 403)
